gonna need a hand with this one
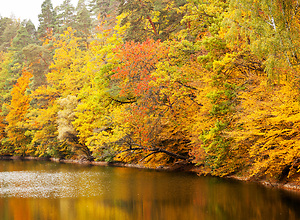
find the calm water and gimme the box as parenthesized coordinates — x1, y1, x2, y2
(0, 161, 300, 220)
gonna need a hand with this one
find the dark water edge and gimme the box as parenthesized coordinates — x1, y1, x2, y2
(1, 155, 300, 193)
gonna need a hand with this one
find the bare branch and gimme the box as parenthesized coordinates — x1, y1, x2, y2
(139, 151, 157, 162)
(118, 140, 191, 161)
(110, 96, 137, 104)
(175, 80, 198, 90)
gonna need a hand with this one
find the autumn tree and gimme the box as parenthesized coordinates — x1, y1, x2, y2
(0, 0, 299, 182)
(5, 69, 33, 156)
(57, 95, 92, 159)
(47, 27, 89, 96)
(226, 0, 300, 76)
(0, 109, 6, 155)
(33, 27, 93, 159)
(73, 24, 125, 161)
(88, 39, 201, 166)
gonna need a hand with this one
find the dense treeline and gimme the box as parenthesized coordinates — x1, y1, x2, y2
(1, 0, 300, 182)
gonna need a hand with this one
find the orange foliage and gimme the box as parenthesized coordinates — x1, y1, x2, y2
(5, 69, 33, 155)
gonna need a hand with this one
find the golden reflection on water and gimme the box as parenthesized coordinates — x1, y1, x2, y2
(0, 161, 300, 220)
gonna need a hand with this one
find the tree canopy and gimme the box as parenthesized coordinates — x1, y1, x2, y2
(1, 0, 300, 183)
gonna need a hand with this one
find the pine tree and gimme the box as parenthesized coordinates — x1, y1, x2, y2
(55, 0, 76, 33)
(24, 20, 38, 44)
(22, 44, 51, 90)
(117, 0, 186, 42)
(89, 0, 119, 19)
(0, 51, 16, 110)
(0, 17, 11, 37)
(75, 0, 92, 38)
(9, 24, 36, 75)
(38, 0, 57, 41)
(0, 19, 20, 52)
(11, 25, 34, 51)
(0, 17, 14, 51)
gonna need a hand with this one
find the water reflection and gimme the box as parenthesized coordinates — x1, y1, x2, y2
(0, 160, 300, 220)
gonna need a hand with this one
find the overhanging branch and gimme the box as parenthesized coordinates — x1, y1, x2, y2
(119, 141, 190, 162)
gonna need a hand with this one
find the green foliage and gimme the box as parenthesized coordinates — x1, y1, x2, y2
(0, 18, 20, 52)
(225, 0, 300, 76)
(200, 120, 230, 172)
(38, 0, 57, 40)
(56, 0, 76, 33)
(22, 43, 51, 90)
(75, 0, 92, 39)
(117, 0, 187, 41)
(48, 141, 74, 159)
(0, 52, 18, 108)
(89, 0, 118, 19)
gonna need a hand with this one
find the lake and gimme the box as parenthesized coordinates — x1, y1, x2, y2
(0, 160, 299, 220)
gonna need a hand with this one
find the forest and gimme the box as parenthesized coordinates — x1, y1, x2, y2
(1, 0, 300, 182)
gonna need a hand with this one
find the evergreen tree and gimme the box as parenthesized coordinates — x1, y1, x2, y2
(55, 0, 76, 33)
(75, 0, 92, 38)
(0, 17, 10, 36)
(22, 44, 51, 90)
(117, 0, 186, 42)
(0, 51, 16, 110)
(89, 0, 119, 19)
(24, 20, 38, 44)
(9, 24, 37, 75)
(38, 0, 57, 41)
(11, 26, 34, 51)
(0, 17, 13, 46)
(0, 19, 20, 52)
(89, 0, 119, 30)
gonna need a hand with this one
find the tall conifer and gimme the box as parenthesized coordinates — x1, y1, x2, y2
(38, 0, 57, 40)
(56, 0, 76, 33)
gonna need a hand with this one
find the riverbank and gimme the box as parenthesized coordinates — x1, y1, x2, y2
(1, 156, 300, 193)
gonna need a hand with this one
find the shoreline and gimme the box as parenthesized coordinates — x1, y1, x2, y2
(1, 156, 300, 193)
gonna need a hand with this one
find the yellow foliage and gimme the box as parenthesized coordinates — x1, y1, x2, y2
(73, 25, 125, 160)
(228, 71, 300, 179)
(47, 27, 90, 97)
(27, 104, 59, 157)
(5, 69, 33, 155)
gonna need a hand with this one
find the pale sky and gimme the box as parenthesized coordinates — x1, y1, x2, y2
(0, 0, 79, 28)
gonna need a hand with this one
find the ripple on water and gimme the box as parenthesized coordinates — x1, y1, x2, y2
(0, 171, 108, 198)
